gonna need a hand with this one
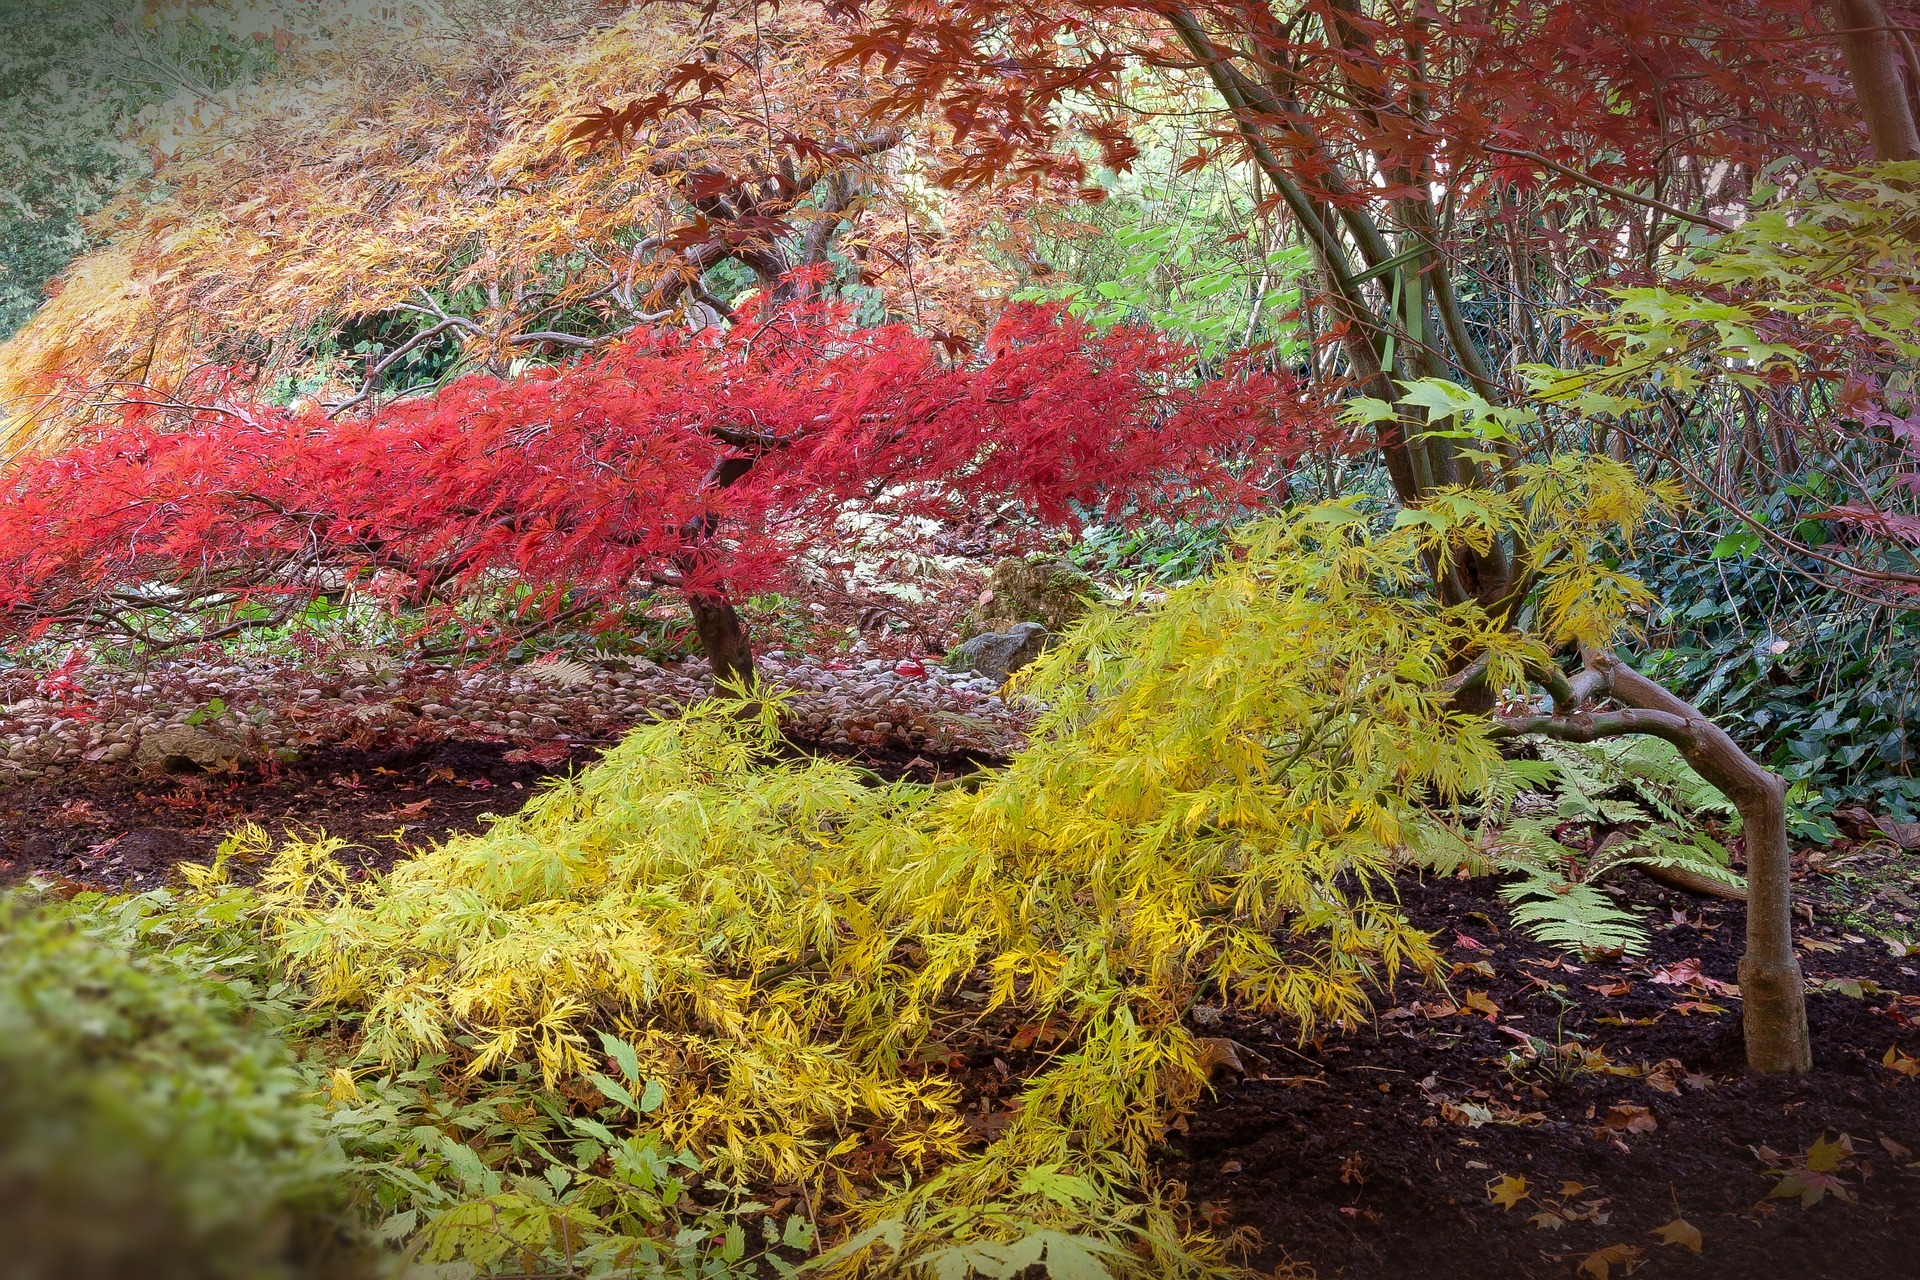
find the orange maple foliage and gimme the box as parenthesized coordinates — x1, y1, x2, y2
(0, 0, 1050, 445)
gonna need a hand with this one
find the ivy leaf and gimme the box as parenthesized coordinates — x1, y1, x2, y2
(1708, 527, 1762, 559)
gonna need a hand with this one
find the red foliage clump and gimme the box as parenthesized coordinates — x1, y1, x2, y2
(0, 304, 1318, 667)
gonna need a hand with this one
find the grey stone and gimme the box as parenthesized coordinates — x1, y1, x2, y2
(944, 622, 1050, 684)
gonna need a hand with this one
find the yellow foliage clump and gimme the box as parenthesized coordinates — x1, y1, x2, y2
(189, 458, 1666, 1275)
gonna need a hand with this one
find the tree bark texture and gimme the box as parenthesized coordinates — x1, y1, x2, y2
(1831, 0, 1920, 160)
(677, 454, 758, 692)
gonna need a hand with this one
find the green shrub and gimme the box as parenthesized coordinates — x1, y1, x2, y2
(0, 891, 359, 1280)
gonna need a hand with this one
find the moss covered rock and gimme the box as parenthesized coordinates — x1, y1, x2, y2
(962, 556, 1096, 639)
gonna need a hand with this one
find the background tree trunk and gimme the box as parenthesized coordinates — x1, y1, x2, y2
(1831, 0, 1920, 160)
(678, 454, 758, 692)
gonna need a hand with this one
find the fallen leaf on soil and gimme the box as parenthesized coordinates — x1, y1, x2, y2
(1451, 958, 1496, 979)
(1603, 1103, 1657, 1135)
(1873, 815, 1920, 849)
(1650, 957, 1739, 997)
(1769, 1167, 1854, 1207)
(377, 798, 433, 819)
(1576, 1243, 1644, 1279)
(1193, 1037, 1249, 1077)
(1586, 979, 1632, 998)
(1486, 1174, 1530, 1209)
(1443, 1100, 1493, 1128)
(1669, 1000, 1728, 1016)
(1453, 932, 1490, 952)
(1006, 1020, 1063, 1052)
(1644, 1058, 1711, 1095)
(1879, 1134, 1914, 1162)
(1882, 1045, 1920, 1077)
(1461, 990, 1500, 1018)
(1650, 1217, 1703, 1253)
(1762, 1133, 1858, 1207)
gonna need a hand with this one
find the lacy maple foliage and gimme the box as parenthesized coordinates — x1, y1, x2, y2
(0, 303, 1312, 653)
(0, 0, 1058, 444)
(825, 0, 1878, 196)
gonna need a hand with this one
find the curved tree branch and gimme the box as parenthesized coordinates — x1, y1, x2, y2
(1489, 649, 1811, 1073)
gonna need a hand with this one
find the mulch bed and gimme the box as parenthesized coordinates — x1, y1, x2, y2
(0, 729, 996, 889)
(1174, 874, 1920, 1280)
(0, 738, 602, 888)
(5, 740, 1918, 1279)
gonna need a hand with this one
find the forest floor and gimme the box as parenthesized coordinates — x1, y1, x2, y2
(4, 728, 1917, 1280)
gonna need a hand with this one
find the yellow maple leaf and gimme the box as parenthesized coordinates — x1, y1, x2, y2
(1649, 1216, 1702, 1252)
(1486, 1173, 1530, 1210)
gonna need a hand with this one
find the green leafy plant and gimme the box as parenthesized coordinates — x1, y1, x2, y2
(184, 696, 231, 726)
(1627, 519, 1920, 835)
(0, 889, 354, 1280)
(1015, 226, 1307, 360)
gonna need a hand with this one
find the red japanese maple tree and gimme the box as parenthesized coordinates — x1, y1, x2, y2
(0, 303, 1313, 681)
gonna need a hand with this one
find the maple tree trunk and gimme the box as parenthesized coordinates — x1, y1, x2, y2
(679, 454, 758, 693)
(688, 590, 756, 691)
(1831, 0, 1920, 161)
(1162, 7, 1520, 622)
(1495, 653, 1813, 1074)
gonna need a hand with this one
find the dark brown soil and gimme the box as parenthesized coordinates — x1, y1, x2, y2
(1171, 873, 1920, 1280)
(0, 738, 608, 889)
(0, 728, 996, 890)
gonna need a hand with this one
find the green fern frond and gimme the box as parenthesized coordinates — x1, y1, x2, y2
(1498, 875, 1650, 955)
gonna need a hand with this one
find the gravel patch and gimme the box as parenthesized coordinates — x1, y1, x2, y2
(0, 649, 1028, 783)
